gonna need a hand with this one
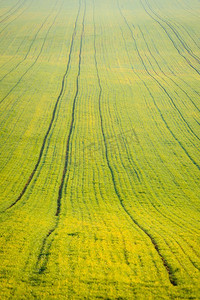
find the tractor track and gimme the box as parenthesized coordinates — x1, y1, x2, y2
(117, 1, 200, 276)
(93, 3, 142, 270)
(0, 0, 59, 83)
(0, 32, 32, 72)
(36, 0, 85, 273)
(55, 0, 85, 217)
(171, 22, 200, 52)
(137, 25, 200, 147)
(0, 0, 22, 19)
(0, 2, 61, 106)
(0, 0, 31, 36)
(0, 0, 26, 24)
(140, 25, 200, 113)
(142, 24, 200, 98)
(117, 0, 200, 285)
(2, 0, 69, 211)
(140, 0, 200, 76)
(119, 22, 200, 231)
(176, 0, 200, 19)
(145, 0, 200, 63)
(118, 1, 200, 172)
(115, 26, 200, 236)
(94, 0, 178, 287)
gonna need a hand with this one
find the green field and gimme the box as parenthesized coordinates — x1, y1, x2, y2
(0, 0, 200, 298)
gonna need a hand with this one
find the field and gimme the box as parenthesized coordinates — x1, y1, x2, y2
(0, 0, 200, 298)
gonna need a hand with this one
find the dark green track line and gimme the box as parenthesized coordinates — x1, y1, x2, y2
(1, 0, 67, 211)
(0, 0, 26, 24)
(94, 0, 177, 287)
(36, 0, 85, 273)
(55, 0, 85, 217)
(117, 0, 196, 286)
(0, 3, 60, 105)
(139, 25, 200, 113)
(145, 0, 200, 64)
(0, 0, 22, 19)
(172, 21, 200, 51)
(0, 32, 31, 72)
(0, 0, 31, 36)
(118, 1, 200, 172)
(0, 0, 59, 83)
(118, 0, 200, 280)
(140, 0, 200, 76)
(119, 22, 200, 244)
(136, 25, 200, 148)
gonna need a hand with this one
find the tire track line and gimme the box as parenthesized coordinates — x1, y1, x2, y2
(0, 0, 22, 19)
(141, 24, 200, 113)
(175, 239, 200, 272)
(36, 0, 85, 273)
(1, 0, 73, 212)
(118, 0, 200, 279)
(171, 21, 200, 52)
(111, 32, 200, 231)
(0, 0, 59, 83)
(118, 0, 200, 284)
(120, 23, 200, 206)
(140, 0, 200, 76)
(176, 0, 200, 19)
(55, 0, 85, 217)
(0, 32, 30, 72)
(92, 164, 132, 268)
(0, 0, 26, 24)
(147, 0, 200, 63)
(0, 0, 31, 36)
(118, 1, 200, 172)
(0, 2, 60, 106)
(137, 25, 200, 146)
(143, 23, 200, 98)
(103, 78, 166, 280)
(106, 39, 200, 233)
(94, 0, 177, 287)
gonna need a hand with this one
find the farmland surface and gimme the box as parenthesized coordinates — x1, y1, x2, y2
(0, 0, 200, 299)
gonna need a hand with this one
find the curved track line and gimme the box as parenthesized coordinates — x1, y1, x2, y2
(36, 0, 85, 273)
(55, 1, 85, 217)
(140, 25, 200, 113)
(118, 3, 200, 274)
(116, 27, 200, 237)
(0, 0, 26, 24)
(0, 0, 59, 83)
(0, 33, 31, 72)
(140, 0, 200, 76)
(0, 0, 32, 36)
(2, 0, 72, 211)
(145, 0, 200, 64)
(0, 0, 22, 19)
(137, 25, 200, 147)
(0, 4, 61, 106)
(118, 1, 200, 172)
(172, 22, 200, 52)
(94, 0, 177, 287)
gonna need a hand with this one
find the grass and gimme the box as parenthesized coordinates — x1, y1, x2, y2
(0, 0, 200, 298)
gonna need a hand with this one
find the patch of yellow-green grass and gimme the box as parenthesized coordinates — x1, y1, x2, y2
(0, 0, 199, 299)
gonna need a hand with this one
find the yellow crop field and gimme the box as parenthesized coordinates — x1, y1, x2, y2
(0, 0, 199, 298)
